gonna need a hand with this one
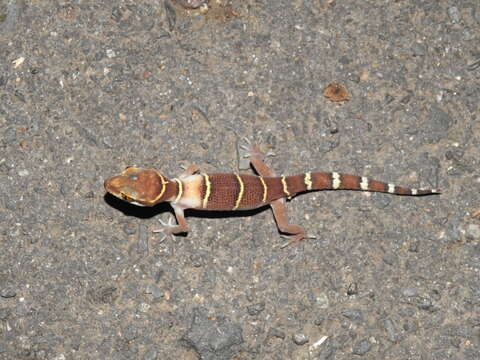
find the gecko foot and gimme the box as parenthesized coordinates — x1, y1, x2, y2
(278, 233, 316, 249)
(238, 137, 275, 160)
(152, 216, 177, 242)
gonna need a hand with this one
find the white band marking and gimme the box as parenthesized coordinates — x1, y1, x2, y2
(360, 177, 369, 191)
(387, 183, 395, 194)
(304, 172, 312, 191)
(332, 172, 341, 189)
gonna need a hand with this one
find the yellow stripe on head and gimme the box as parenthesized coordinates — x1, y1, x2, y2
(153, 172, 168, 203)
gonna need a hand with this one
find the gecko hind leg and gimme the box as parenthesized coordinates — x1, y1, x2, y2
(270, 198, 309, 247)
(243, 143, 309, 246)
(242, 141, 277, 177)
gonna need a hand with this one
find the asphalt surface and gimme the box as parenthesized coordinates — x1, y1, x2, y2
(1, 1, 479, 359)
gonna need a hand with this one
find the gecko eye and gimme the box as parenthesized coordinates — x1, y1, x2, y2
(120, 192, 134, 202)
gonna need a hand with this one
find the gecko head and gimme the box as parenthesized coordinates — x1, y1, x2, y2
(104, 166, 170, 206)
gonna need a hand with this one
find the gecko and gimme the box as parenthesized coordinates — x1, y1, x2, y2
(104, 144, 440, 244)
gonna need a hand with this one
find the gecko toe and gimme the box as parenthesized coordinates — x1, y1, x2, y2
(153, 216, 177, 241)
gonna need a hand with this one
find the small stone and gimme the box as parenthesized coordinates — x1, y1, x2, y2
(403, 318, 417, 332)
(341, 309, 364, 323)
(0, 286, 16, 298)
(402, 288, 418, 297)
(292, 333, 309, 345)
(106, 49, 116, 58)
(465, 224, 480, 239)
(137, 224, 148, 253)
(0, 341, 11, 354)
(247, 302, 265, 316)
(123, 222, 137, 235)
(315, 292, 329, 308)
(182, 308, 243, 360)
(268, 328, 285, 340)
(123, 324, 138, 341)
(347, 283, 358, 296)
(0, 308, 10, 320)
(400, 93, 412, 104)
(189, 253, 205, 268)
(145, 284, 164, 299)
(111, 7, 123, 22)
(138, 302, 150, 313)
(408, 241, 419, 252)
(87, 286, 117, 304)
(447, 7, 461, 23)
(385, 93, 395, 104)
(143, 349, 157, 360)
(417, 297, 433, 311)
(424, 105, 453, 144)
(177, 0, 207, 9)
(384, 319, 397, 343)
(462, 28, 475, 41)
(411, 43, 426, 56)
(382, 254, 397, 266)
(352, 339, 371, 355)
(314, 315, 325, 326)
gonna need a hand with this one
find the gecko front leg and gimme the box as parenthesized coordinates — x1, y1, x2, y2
(153, 202, 190, 239)
(179, 164, 200, 178)
(153, 164, 200, 239)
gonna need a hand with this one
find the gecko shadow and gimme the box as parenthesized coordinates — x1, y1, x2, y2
(104, 192, 269, 221)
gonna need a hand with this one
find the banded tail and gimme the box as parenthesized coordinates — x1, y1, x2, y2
(278, 172, 440, 198)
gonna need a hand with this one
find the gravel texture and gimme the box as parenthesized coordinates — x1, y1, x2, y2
(1, 0, 479, 359)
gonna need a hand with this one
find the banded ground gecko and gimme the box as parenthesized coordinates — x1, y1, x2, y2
(104, 144, 440, 244)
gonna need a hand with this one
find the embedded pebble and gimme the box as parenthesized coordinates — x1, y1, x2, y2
(465, 224, 480, 239)
(411, 43, 426, 56)
(247, 302, 265, 316)
(384, 319, 397, 343)
(352, 339, 371, 355)
(143, 349, 157, 360)
(447, 7, 461, 23)
(293, 333, 309, 345)
(402, 288, 418, 297)
(0, 286, 16, 298)
(268, 328, 286, 340)
(342, 309, 364, 322)
(145, 284, 164, 299)
(176, 0, 207, 9)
